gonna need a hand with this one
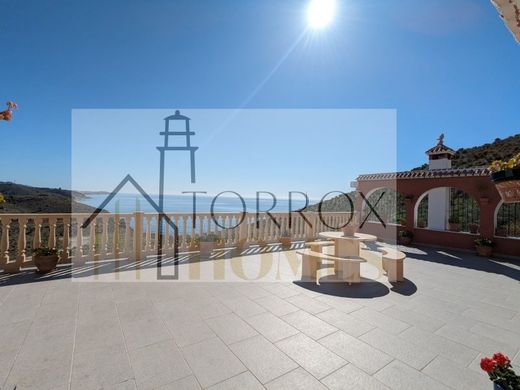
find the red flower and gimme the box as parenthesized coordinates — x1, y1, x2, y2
(493, 352, 511, 367)
(481, 357, 498, 373)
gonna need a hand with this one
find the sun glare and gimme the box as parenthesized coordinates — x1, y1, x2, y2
(307, 0, 336, 29)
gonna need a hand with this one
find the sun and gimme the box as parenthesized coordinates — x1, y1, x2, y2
(307, 0, 336, 29)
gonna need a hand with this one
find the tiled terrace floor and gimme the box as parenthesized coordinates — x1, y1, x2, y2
(1, 245, 519, 390)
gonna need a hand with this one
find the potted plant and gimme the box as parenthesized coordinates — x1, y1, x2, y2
(398, 230, 414, 245)
(489, 153, 520, 204)
(257, 239, 268, 248)
(417, 219, 427, 228)
(448, 215, 460, 232)
(399, 218, 407, 227)
(481, 352, 520, 390)
(234, 238, 248, 253)
(32, 247, 60, 273)
(474, 236, 494, 257)
(280, 230, 291, 249)
(0, 193, 5, 209)
(198, 233, 222, 258)
(468, 223, 479, 234)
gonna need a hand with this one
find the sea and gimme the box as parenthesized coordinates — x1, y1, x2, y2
(81, 193, 313, 214)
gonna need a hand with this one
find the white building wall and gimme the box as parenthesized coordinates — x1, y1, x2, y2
(428, 187, 450, 230)
(427, 157, 451, 230)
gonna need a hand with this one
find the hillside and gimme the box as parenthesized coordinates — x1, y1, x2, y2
(309, 133, 520, 211)
(413, 133, 520, 170)
(0, 182, 98, 213)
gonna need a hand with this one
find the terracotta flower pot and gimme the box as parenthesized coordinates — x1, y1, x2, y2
(280, 236, 291, 249)
(476, 245, 493, 257)
(491, 169, 520, 204)
(33, 254, 59, 273)
(199, 242, 215, 258)
(341, 225, 357, 236)
(448, 223, 460, 232)
(469, 224, 479, 234)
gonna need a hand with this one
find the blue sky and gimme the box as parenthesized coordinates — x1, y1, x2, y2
(71, 109, 396, 198)
(1, 0, 519, 194)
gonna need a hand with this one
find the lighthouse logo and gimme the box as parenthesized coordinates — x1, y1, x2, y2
(80, 110, 198, 280)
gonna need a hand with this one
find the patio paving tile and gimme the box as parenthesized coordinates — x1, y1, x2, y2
(276, 333, 346, 379)
(435, 324, 519, 357)
(281, 310, 337, 340)
(164, 317, 217, 347)
(321, 364, 391, 390)
(319, 331, 393, 375)
(314, 294, 363, 313)
(244, 312, 299, 343)
(350, 307, 410, 335)
(265, 367, 328, 390)
(360, 327, 436, 370)
(470, 322, 520, 349)
(159, 375, 201, 389)
(422, 356, 489, 390)
(120, 315, 171, 351)
(0, 246, 519, 389)
(381, 305, 445, 333)
(317, 308, 374, 337)
(374, 360, 451, 390)
(5, 321, 75, 390)
(220, 296, 267, 318)
(285, 293, 331, 314)
(74, 313, 126, 354)
(181, 337, 246, 388)
(129, 340, 192, 390)
(205, 312, 258, 345)
(262, 283, 300, 299)
(71, 347, 133, 390)
(254, 294, 299, 316)
(0, 320, 34, 386)
(399, 325, 479, 366)
(233, 284, 271, 300)
(229, 335, 298, 383)
(207, 371, 263, 390)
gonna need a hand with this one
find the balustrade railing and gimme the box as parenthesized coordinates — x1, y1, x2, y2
(0, 212, 351, 273)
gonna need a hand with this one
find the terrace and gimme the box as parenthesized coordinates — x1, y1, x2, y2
(0, 225, 519, 389)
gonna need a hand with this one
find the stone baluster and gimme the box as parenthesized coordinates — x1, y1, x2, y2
(61, 217, 71, 263)
(33, 217, 42, 249)
(17, 217, 27, 266)
(124, 216, 131, 257)
(145, 216, 152, 253)
(100, 216, 108, 259)
(48, 217, 57, 249)
(113, 215, 120, 258)
(134, 212, 143, 262)
(152, 215, 158, 252)
(1, 218, 15, 272)
(238, 212, 248, 244)
(75, 217, 84, 260)
(89, 218, 97, 260)
(179, 215, 186, 251)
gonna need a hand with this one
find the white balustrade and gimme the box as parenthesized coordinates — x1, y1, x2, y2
(0, 211, 352, 273)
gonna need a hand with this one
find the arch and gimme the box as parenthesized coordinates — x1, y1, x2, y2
(361, 187, 407, 226)
(494, 200, 520, 238)
(413, 186, 480, 232)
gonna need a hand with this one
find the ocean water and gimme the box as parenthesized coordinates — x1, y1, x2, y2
(80, 193, 312, 214)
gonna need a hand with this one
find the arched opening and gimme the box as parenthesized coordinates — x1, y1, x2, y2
(495, 202, 520, 238)
(361, 188, 406, 226)
(414, 187, 480, 232)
